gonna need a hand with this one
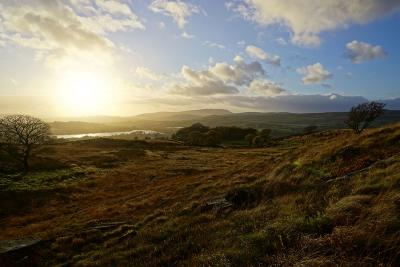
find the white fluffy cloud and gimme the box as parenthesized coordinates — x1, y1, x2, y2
(203, 41, 225, 50)
(170, 65, 239, 95)
(169, 57, 267, 96)
(249, 79, 287, 96)
(297, 63, 332, 85)
(95, 0, 132, 15)
(227, 0, 400, 46)
(170, 81, 239, 96)
(135, 67, 165, 81)
(149, 0, 200, 29)
(245, 45, 280, 66)
(0, 0, 144, 68)
(346, 40, 387, 63)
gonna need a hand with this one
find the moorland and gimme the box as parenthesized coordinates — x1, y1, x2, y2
(1, 119, 400, 266)
(48, 109, 400, 137)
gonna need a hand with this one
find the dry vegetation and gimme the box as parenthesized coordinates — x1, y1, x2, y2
(1, 124, 400, 266)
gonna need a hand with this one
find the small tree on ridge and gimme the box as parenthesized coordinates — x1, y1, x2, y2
(345, 102, 385, 134)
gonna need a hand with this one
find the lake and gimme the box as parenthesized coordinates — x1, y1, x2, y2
(55, 129, 163, 139)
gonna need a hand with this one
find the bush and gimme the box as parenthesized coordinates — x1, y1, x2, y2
(259, 128, 271, 139)
(214, 126, 257, 141)
(303, 125, 318, 134)
(252, 136, 264, 147)
(173, 123, 210, 141)
(225, 185, 262, 208)
(174, 123, 257, 146)
(245, 134, 256, 147)
(345, 102, 385, 134)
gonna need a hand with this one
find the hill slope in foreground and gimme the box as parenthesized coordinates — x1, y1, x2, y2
(1, 124, 400, 266)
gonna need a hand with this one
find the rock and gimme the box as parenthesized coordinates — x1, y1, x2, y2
(204, 197, 232, 211)
(0, 237, 41, 254)
(0, 237, 42, 267)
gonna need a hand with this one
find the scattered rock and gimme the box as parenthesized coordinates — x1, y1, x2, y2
(0, 237, 41, 254)
(203, 197, 232, 211)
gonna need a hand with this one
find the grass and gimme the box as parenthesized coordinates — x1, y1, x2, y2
(1, 124, 400, 266)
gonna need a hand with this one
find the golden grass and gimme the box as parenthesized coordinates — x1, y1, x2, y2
(0, 125, 400, 266)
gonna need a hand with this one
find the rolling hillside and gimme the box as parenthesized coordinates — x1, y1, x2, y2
(49, 110, 400, 137)
(1, 124, 400, 266)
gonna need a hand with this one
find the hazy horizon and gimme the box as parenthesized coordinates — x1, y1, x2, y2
(1, 0, 400, 117)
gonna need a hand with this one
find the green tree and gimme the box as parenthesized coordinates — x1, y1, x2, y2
(252, 136, 265, 147)
(245, 133, 256, 147)
(259, 129, 271, 144)
(204, 130, 222, 146)
(187, 131, 202, 145)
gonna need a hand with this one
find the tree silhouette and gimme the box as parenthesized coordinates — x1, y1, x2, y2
(0, 115, 50, 173)
(345, 102, 385, 134)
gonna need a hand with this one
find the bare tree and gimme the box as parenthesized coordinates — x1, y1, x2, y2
(345, 102, 385, 134)
(0, 115, 50, 172)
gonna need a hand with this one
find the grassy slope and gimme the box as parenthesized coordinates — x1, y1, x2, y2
(1, 125, 400, 266)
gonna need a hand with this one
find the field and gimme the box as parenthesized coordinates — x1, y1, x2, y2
(1, 124, 400, 266)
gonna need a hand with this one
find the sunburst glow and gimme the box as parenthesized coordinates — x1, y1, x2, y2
(56, 69, 113, 116)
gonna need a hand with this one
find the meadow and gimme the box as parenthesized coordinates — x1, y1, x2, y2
(1, 123, 400, 266)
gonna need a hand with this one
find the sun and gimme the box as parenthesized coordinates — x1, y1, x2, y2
(56, 69, 112, 116)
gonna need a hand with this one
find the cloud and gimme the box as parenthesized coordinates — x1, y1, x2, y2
(245, 45, 280, 66)
(275, 37, 287, 46)
(70, 0, 145, 34)
(158, 22, 166, 29)
(135, 67, 165, 81)
(168, 57, 266, 96)
(221, 94, 369, 113)
(5, 94, 400, 116)
(0, 0, 144, 68)
(227, 0, 400, 46)
(149, 0, 200, 29)
(203, 41, 225, 49)
(297, 63, 332, 85)
(329, 94, 338, 100)
(170, 65, 239, 96)
(345, 40, 387, 63)
(95, 0, 132, 15)
(170, 81, 239, 96)
(346, 72, 353, 79)
(248, 79, 287, 96)
(181, 31, 195, 39)
(209, 57, 265, 86)
(133, 94, 373, 113)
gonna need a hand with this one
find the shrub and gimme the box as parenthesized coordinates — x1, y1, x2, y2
(173, 123, 210, 141)
(245, 134, 256, 147)
(225, 185, 262, 208)
(174, 124, 257, 146)
(303, 125, 318, 134)
(259, 128, 271, 139)
(252, 136, 264, 147)
(214, 126, 257, 141)
(345, 101, 385, 134)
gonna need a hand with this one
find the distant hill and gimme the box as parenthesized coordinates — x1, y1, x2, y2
(48, 109, 400, 137)
(133, 109, 232, 121)
(196, 110, 400, 137)
(49, 121, 131, 135)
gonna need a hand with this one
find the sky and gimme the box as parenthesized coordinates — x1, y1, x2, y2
(0, 0, 400, 117)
